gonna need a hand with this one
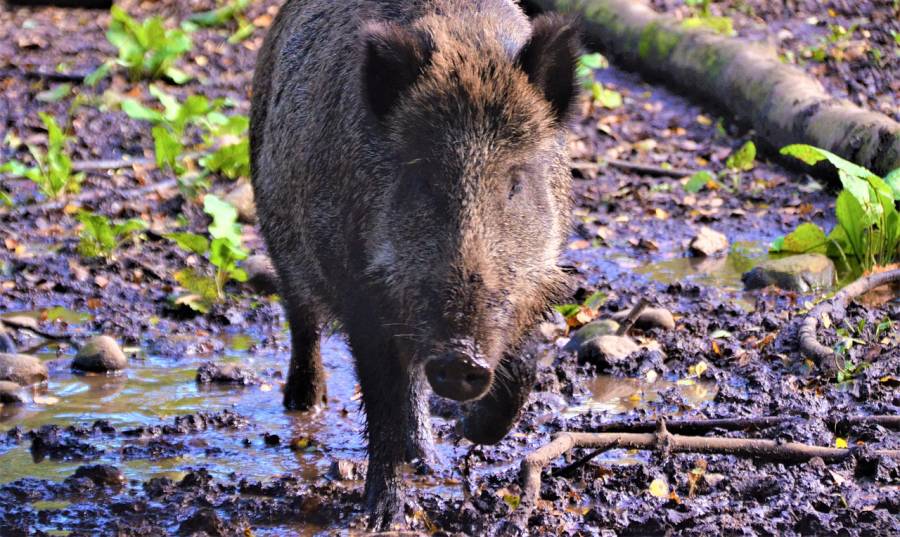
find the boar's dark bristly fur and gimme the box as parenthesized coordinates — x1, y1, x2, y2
(251, 0, 578, 529)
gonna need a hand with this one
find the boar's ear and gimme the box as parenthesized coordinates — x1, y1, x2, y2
(362, 22, 434, 120)
(517, 14, 580, 123)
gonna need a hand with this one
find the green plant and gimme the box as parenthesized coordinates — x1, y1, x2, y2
(183, 0, 255, 44)
(683, 141, 756, 193)
(0, 190, 12, 207)
(772, 145, 900, 274)
(0, 112, 84, 198)
(682, 0, 735, 36)
(554, 290, 607, 329)
(576, 53, 622, 110)
(122, 85, 223, 136)
(76, 211, 147, 259)
(166, 194, 248, 311)
(96, 5, 193, 84)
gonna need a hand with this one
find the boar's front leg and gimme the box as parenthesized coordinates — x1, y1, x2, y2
(283, 303, 326, 410)
(350, 333, 411, 530)
(404, 365, 436, 466)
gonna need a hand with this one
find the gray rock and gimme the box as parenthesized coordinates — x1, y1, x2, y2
(0, 380, 26, 404)
(689, 226, 729, 257)
(73, 336, 128, 373)
(564, 320, 620, 351)
(742, 254, 836, 292)
(578, 335, 640, 365)
(611, 307, 676, 331)
(224, 180, 257, 224)
(196, 362, 259, 385)
(0, 322, 15, 354)
(244, 255, 280, 295)
(0, 353, 49, 385)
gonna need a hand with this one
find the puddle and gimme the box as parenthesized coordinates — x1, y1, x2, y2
(2, 307, 92, 325)
(564, 374, 718, 418)
(0, 332, 466, 499)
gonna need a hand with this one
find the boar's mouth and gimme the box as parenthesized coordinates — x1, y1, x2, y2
(424, 339, 494, 402)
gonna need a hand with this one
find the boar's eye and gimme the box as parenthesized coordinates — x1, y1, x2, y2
(509, 169, 526, 199)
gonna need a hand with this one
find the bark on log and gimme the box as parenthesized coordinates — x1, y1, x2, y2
(524, 0, 900, 178)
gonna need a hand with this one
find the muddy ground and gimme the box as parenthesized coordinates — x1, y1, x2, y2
(0, 1, 898, 536)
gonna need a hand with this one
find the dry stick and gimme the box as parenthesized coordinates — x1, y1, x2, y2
(1, 316, 71, 341)
(520, 424, 900, 505)
(616, 298, 650, 336)
(798, 268, 900, 372)
(590, 415, 799, 434)
(572, 159, 696, 178)
(826, 415, 900, 431)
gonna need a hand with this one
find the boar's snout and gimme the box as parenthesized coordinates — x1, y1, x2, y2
(425, 344, 492, 402)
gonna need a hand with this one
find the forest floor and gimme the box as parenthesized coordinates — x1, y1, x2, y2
(0, 1, 898, 536)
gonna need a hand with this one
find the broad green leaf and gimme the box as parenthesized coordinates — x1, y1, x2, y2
(726, 141, 756, 171)
(152, 126, 183, 171)
(84, 62, 111, 87)
(834, 190, 867, 260)
(204, 194, 242, 244)
(884, 168, 900, 201)
(554, 304, 581, 319)
(685, 171, 714, 193)
(781, 222, 827, 254)
(165, 232, 210, 255)
(770, 236, 785, 253)
(36, 84, 72, 103)
(121, 99, 164, 122)
(0, 190, 11, 207)
(174, 267, 218, 302)
(781, 144, 879, 207)
(583, 291, 607, 310)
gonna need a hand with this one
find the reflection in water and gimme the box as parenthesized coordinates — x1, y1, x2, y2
(634, 241, 771, 310)
(0, 330, 467, 511)
(564, 374, 718, 417)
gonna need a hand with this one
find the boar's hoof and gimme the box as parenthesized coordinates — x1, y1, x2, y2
(425, 352, 492, 402)
(282, 380, 326, 411)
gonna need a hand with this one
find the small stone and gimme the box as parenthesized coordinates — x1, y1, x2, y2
(73, 464, 125, 487)
(0, 353, 49, 386)
(196, 362, 259, 385)
(327, 459, 367, 481)
(263, 433, 280, 446)
(611, 307, 676, 331)
(224, 180, 257, 224)
(0, 380, 26, 404)
(578, 335, 640, 365)
(564, 320, 620, 351)
(742, 254, 836, 292)
(244, 255, 279, 295)
(689, 226, 729, 257)
(73, 336, 128, 373)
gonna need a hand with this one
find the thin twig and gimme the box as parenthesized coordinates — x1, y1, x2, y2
(572, 159, 697, 178)
(616, 298, 650, 336)
(590, 415, 800, 434)
(1, 316, 72, 341)
(798, 268, 900, 373)
(520, 428, 900, 506)
(825, 415, 900, 431)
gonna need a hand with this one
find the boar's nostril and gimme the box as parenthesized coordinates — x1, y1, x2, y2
(425, 352, 492, 402)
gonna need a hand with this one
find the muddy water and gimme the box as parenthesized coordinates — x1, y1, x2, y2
(0, 330, 467, 498)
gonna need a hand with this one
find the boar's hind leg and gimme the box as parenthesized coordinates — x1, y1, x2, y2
(283, 304, 326, 410)
(405, 366, 436, 466)
(351, 335, 410, 530)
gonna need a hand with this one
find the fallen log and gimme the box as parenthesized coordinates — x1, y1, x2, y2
(520, 421, 900, 506)
(524, 0, 900, 178)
